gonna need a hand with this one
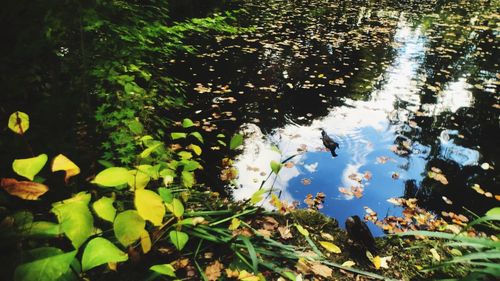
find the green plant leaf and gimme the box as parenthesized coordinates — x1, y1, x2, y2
(20, 221, 62, 238)
(250, 189, 267, 204)
(189, 144, 202, 156)
(230, 133, 243, 150)
(270, 160, 282, 174)
(150, 264, 176, 277)
(128, 120, 144, 135)
(92, 167, 130, 187)
(82, 237, 128, 271)
(486, 207, 500, 219)
(182, 160, 202, 172)
(51, 192, 93, 248)
(171, 132, 187, 140)
(158, 187, 173, 203)
(92, 196, 116, 222)
(8, 111, 29, 135)
(12, 154, 48, 181)
(295, 224, 309, 237)
(113, 210, 145, 247)
(128, 169, 151, 190)
(14, 249, 77, 281)
(135, 189, 165, 226)
(182, 118, 195, 128)
(189, 131, 204, 143)
(165, 198, 184, 218)
(169, 230, 189, 251)
(181, 171, 195, 188)
(140, 142, 162, 158)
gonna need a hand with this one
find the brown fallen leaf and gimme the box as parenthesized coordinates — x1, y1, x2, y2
(278, 226, 293, 239)
(310, 261, 333, 278)
(1, 178, 48, 200)
(205, 260, 224, 281)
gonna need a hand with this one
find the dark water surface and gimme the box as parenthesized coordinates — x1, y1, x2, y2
(170, 0, 499, 235)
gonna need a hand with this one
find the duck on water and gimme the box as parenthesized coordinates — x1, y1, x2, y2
(320, 129, 340, 157)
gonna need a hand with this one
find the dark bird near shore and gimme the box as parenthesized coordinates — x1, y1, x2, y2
(321, 129, 339, 157)
(345, 215, 377, 254)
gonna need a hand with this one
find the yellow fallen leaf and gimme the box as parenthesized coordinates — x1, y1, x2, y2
(229, 218, 241, 230)
(372, 255, 381, 269)
(205, 260, 223, 281)
(52, 154, 80, 183)
(430, 248, 441, 261)
(1, 178, 48, 200)
(295, 224, 309, 237)
(238, 270, 260, 281)
(341, 261, 356, 267)
(319, 241, 342, 253)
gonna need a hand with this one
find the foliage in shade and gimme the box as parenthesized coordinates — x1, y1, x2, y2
(150, 264, 176, 277)
(13, 248, 77, 281)
(169, 230, 189, 251)
(165, 198, 184, 218)
(230, 133, 243, 150)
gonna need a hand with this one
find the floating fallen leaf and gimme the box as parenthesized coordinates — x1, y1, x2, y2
(480, 163, 490, 170)
(1, 178, 49, 200)
(471, 184, 485, 194)
(442, 196, 453, 205)
(205, 260, 223, 281)
(430, 248, 441, 261)
(387, 198, 402, 205)
(301, 178, 312, 185)
(52, 154, 80, 183)
(341, 261, 356, 267)
(319, 241, 341, 253)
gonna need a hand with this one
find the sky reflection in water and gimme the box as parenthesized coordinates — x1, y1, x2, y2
(232, 15, 478, 236)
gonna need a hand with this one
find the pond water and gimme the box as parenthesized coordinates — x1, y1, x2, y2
(170, 0, 499, 235)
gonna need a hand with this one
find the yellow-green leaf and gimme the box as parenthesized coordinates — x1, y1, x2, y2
(341, 261, 356, 267)
(270, 160, 282, 174)
(128, 169, 150, 190)
(140, 229, 152, 254)
(169, 230, 188, 251)
(182, 118, 195, 128)
(52, 154, 80, 182)
(189, 144, 202, 156)
(430, 248, 441, 261)
(8, 111, 29, 134)
(150, 264, 176, 277)
(113, 210, 145, 247)
(181, 171, 195, 188)
(92, 196, 116, 222)
(319, 241, 342, 253)
(229, 218, 241, 230)
(93, 167, 130, 187)
(294, 224, 309, 237)
(12, 154, 48, 181)
(250, 189, 267, 205)
(165, 198, 184, 218)
(135, 189, 165, 226)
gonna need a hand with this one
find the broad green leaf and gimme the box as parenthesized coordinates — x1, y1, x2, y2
(136, 164, 160, 179)
(295, 224, 309, 237)
(160, 169, 176, 186)
(230, 134, 243, 150)
(486, 207, 500, 219)
(21, 221, 62, 238)
(51, 154, 80, 182)
(270, 160, 282, 174)
(169, 230, 188, 251)
(93, 167, 130, 187)
(82, 237, 128, 271)
(127, 169, 150, 190)
(92, 197, 116, 222)
(189, 132, 204, 143)
(165, 198, 184, 218)
(182, 118, 195, 128)
(319, 241, 342, 253)
(113, 210, 145, 247)
(140, 143, 162, 158)
(135, 189, 165, 226)
(250, 189, 267, 204)
(14, 249, 77, 281)
(189, 144, 202, 156)
(181, 171, 195, 188)
(8, 111, 29, 135)
(282, 271, 297, 281)
(171, 132, 187, 140)
(182, 160, 202, 172)
(150, 264, 176, 277)
(128, 120, 144, 135)
(158, 187, 173, 203)
(178, 151, 193, 160)
(12, 154, 48, 181)
(51, 192, 93, 248)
